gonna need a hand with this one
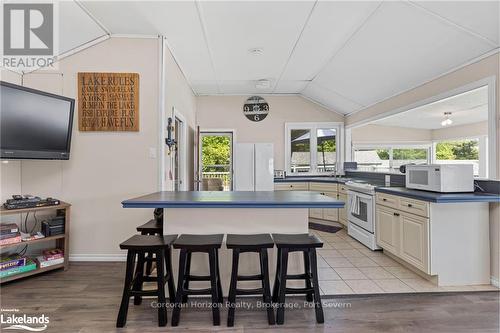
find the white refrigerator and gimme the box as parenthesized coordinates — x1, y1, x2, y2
(234, 143, 274, 191)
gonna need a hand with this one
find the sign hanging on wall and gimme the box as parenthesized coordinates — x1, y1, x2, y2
(243, 96, 269, 122)
(78, 72, 139, 131)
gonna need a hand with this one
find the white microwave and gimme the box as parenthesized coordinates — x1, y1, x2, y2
(405, 164, 474, 193)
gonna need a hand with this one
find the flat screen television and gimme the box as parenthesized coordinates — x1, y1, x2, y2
(1, 81, 75, 160)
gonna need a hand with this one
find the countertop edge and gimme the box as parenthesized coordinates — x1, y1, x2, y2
(375, 188, 500, 203)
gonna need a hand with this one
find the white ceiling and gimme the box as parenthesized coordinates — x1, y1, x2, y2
(55, 1, 499, 115)
(372, 85, 489, 130)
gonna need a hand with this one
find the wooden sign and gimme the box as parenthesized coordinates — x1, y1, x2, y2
(78, 72, 139, 131)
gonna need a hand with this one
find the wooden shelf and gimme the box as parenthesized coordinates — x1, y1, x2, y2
(0, 262, 65, 283)
(0, 234, 65, 250)
(0, 201, 71, 215)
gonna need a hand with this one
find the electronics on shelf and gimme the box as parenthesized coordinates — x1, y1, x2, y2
(41, 216, 65, 237)
(3, 195, 60, 210)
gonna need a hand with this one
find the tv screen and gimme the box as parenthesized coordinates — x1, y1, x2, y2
(1, 81, 75, 160)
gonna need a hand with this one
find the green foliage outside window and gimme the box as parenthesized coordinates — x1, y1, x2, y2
(201, 136, 230, 172)
(436, 140, 479, 160)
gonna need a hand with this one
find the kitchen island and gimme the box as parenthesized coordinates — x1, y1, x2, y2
(122, 191, 344, 294)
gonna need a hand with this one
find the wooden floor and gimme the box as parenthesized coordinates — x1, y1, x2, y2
(1, 262, 499, 333)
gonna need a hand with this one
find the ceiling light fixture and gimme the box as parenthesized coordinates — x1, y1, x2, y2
(249, 48, 264, 56)
(441, 112, 453, 127)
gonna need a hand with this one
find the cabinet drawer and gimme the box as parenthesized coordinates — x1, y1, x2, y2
(309, 182, 338, 193)
(376, 193, 399, 209)
(274, 182, 308, 191)
(399, 197, 429, 218)
(338, 184, 348, 194)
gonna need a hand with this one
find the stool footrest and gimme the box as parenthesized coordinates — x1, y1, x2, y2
(130, 290, 160, 297)
(286, 273, 311, 280)
(184, 287, 213, 295)
(237, 274, 263, 281)
(285, 287, 314, 294)
(187, 274, 211, 281)
(235, 288, 264, 295)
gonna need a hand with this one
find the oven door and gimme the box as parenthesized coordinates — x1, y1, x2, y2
(347, 190, 374, 233)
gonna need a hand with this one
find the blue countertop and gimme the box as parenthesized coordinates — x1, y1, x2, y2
(122, 191, 345, 209)
(376, 187, 500, 203)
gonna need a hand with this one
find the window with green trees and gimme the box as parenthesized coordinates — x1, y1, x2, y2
(435, 139, 479, 160)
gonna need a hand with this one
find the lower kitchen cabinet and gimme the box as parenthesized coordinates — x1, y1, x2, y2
(375, 206, 399, 254)
(338, 193, 347, 226)
(375, 205, 430, 274)
(399, 212, 429, 273)
(309, 208, 324, 219)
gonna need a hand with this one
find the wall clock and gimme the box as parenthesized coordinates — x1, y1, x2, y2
(243, 96, 269, 122)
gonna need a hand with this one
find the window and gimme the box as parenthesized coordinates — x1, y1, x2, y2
(353, 144, 431, 173)
(433, 137, 486, 177)
(286, 123, 343, 175)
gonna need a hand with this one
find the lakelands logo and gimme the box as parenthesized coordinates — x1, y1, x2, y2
(2, 1, 58, 70)
(0, 311, 49, 332)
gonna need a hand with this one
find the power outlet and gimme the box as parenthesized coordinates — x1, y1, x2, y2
(149, 147, 157, 159)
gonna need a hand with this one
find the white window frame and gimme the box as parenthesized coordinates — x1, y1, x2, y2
(352, 142, 432, 173)
(285, 122, 344, 175)
(432, 135, 488, 178)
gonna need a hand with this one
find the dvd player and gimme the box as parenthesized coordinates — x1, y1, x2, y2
(3, 195, 60, 210)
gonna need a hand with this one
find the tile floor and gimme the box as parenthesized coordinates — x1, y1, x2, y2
(309, 228, 498, 295)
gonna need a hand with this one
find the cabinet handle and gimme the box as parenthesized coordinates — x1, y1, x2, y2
(394, 212, 400, 216)
(382, 198, 387, 201)
(407, 204, 413, 207)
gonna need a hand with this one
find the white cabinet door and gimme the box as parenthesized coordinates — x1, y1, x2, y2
(323, 192, 339, 221)
(309, 208, 324, 219)
(375, 206, 399, 254)
(338, 193, 348, 225)
(399, 213, 430, 273)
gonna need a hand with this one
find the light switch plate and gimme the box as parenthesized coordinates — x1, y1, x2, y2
(385, 175, 391, 185)
(149, 147, 157, 159)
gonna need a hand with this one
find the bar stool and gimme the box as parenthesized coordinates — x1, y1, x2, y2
(116, 234, 177, 327)
(171, 234, 224, 326)
(226, 234, 275, 327)
(271, 233, 324, 325)
(137, 219, 163, 276)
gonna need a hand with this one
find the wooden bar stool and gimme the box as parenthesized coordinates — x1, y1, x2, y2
(116, 234, 177, 328)
(271, 233, 324, 325)
(171, 234, 224, 327)
(136, 219, 163, 276)
(226, 234, 275, 327)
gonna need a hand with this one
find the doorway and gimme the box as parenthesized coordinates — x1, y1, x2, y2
(172, 108, 187, 191)
(199, 131, 233, 191)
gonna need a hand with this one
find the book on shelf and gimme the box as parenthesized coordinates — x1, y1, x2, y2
(36, 255, 64, 268)
(0, 233, 21, 246)
(0, 223, 19, 234)
(42, 248, 64, 261)
(0, 258, 36, 278)
(0, 255, 26, 271)
(0, 232, 20, 240)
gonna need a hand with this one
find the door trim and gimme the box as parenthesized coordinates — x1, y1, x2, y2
(173, 107, 188, 191)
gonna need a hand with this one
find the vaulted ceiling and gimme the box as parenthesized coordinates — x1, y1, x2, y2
(59, 1, 500, 115)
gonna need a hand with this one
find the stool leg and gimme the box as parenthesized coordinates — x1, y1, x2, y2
(260, 248, 275, 325)
(142, 231, 154, 276)
(171, 249, 187, 327)
(215, 250, 224, 304)
(227, 249, 240, 327)
(164, 247, 176, 303)
(208, 249, 221, 326)
(116, 250, 136, 328)
(272, 248, 282, 303)
(133, 251, 146, 305)
(182, 252, 191, 303)
(276, 249, 289, 325)
(156, 250, 167, 327)
(309, 248, 324, 324)
(303, 250, 313, 302)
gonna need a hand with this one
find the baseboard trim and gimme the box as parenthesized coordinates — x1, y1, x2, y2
(69, 254, 127, 262)
(491, 276, 499, 288)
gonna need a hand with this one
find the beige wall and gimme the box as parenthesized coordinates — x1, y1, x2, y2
(346, 53, 500, 284)
(351, 124, 431, 143)
(431, 121, 488, 141)
(164, 45, 197, 191)
(196, 95, 344, 170)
